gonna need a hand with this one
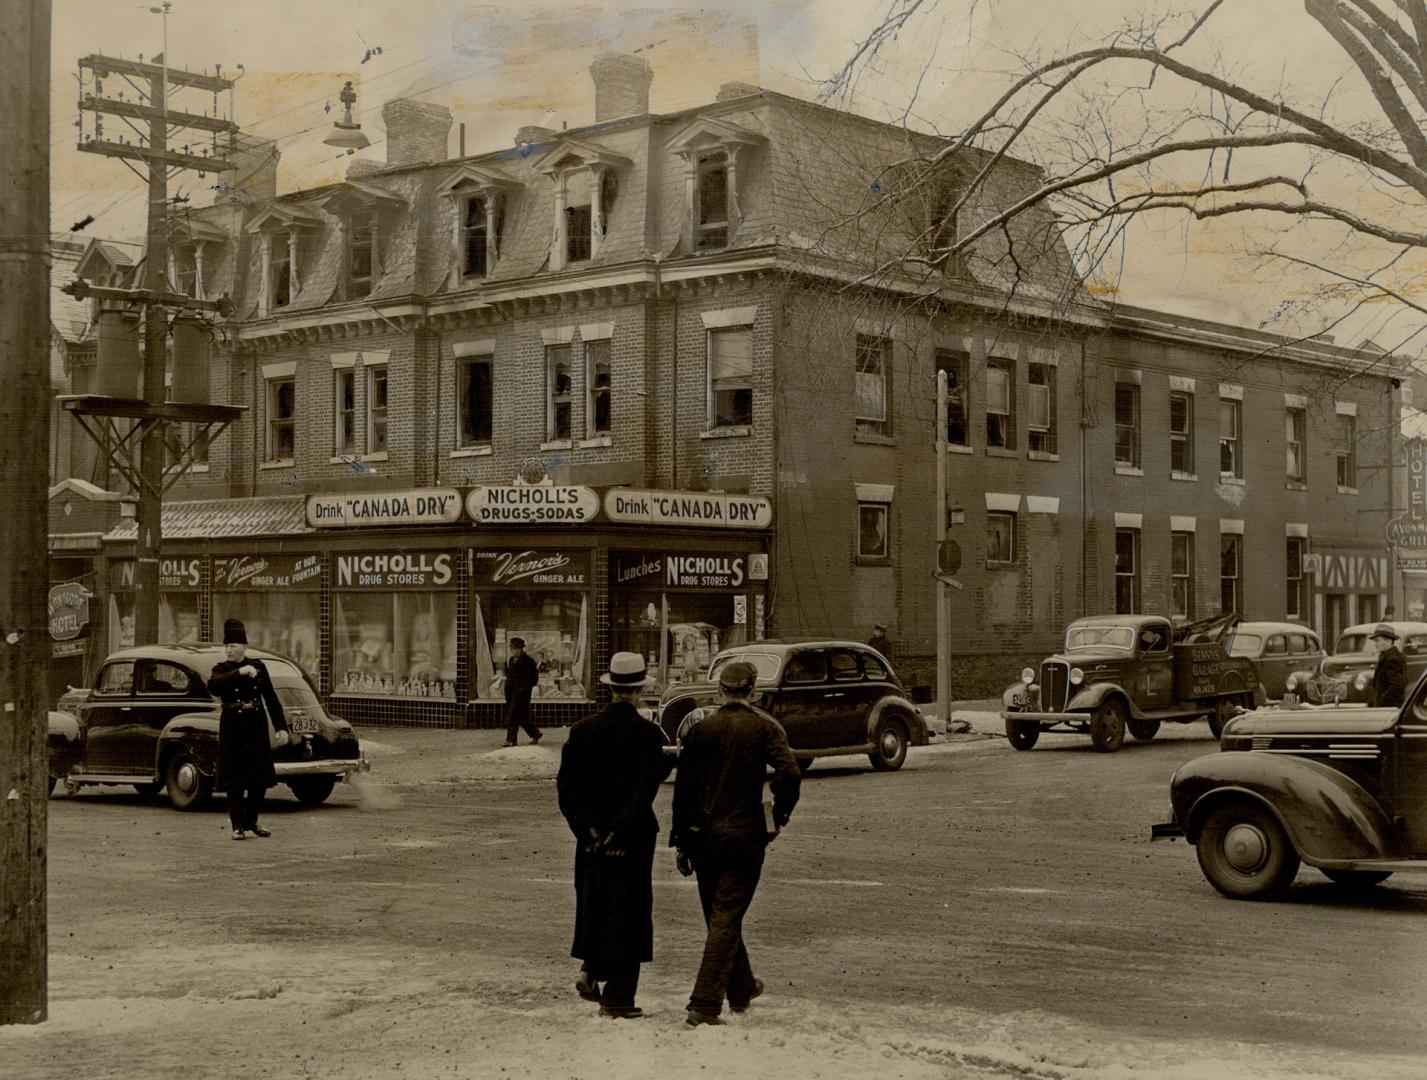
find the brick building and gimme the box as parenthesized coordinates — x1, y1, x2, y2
(47, 54, 1399, 717)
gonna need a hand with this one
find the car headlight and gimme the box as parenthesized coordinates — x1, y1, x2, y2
(1354, 672, 1369, 691)
(1070, 667, 1085, 685)
(1020, 667, 1035, 685)
(1285, 673, 1298, 691)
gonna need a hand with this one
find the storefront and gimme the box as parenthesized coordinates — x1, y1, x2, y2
(212, 552, 322, 682)
(105, 555, 205, 654)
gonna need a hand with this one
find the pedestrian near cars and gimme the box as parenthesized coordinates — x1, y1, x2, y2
(867, 623, 894, 663)
(502, 636, 542, 747)
(1369, 623, 1407, 708)
(556, 652, 674, 1019)
(208, 618, 290, 840)
(672, 660, 801, 1027)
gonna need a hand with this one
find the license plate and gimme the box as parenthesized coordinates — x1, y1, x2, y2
(1010, 690, 1028, 708)
(287, 709, 318, 734)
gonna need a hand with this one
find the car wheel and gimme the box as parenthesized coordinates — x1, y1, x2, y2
(287, 775, 337, 806)
(1195, 801, 1300, 900)
(1208, 696, 1236, 740)
(1322, 868, 1393, 888)
(795, 757, 814, 774)
(132, 782, 163, 797)
(868, 719, 908, 771)
(1127, 718, 1160, 742)
(1089, 700, 1126, 753)
(1005, 719, 1040, 750)
(164, 748, 212, 811)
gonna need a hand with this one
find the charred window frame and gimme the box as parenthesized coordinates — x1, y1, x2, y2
(696, 150, 730, 250)
(458, 355, 493, 448)
(935, 350, 969, 447)
(546, 344, 573, 441)
(585, 339, 612, 437)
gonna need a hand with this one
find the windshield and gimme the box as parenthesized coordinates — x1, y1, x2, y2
(1226, 632, 1263, 658)
(1065, 625, 1135, 652)
(1335, 634, 1369, 654)
(708, 652, 782, 683)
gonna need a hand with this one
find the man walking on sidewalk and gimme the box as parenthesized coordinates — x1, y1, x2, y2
(502, 636, 542, 747)
(672, 661, 801, 1026)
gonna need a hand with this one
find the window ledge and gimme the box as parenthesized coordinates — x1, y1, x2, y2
(1027, 450, 1060, 463)
(1219, 475, 1246, 486)
(1171, 471, 1197, 482)
(450, 445, 494, 459)
(854, 432, 896, 446)
(985, 446, 1019, 459)
(700, 426, 750, 440)
(1285, 480, 1308, 491)
(985, 558, 1017, 570)
(855, 556, 893, 567)
(166, 463, 210, 475)
(578, 435, 613, 449)
(1114, 465, 1144, 477)
(361, 451, 390, 462)
(258, 459, 294, 471)
(1338, 485, 1359, 495)
(945, 443, 973, 455)
(539, 439, 573, 451)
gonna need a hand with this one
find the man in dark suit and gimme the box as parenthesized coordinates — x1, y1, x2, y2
(502, 636, 542, 747)
(556, 652, 673, 1018)
(1370, 623, 1407, 708)
(209, 618, 290, 840)
(867, 623, 894, 663)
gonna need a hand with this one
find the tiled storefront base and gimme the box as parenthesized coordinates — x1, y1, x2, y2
(325, 694, 608, 730)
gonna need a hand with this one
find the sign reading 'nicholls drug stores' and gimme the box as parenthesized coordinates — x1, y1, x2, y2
(466, 485, 599, 525)
(336, 551, 455, 589)
(603, 489, 773, 529)
(307, 489, 463, 529)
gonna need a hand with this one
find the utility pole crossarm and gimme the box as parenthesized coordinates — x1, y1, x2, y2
(77, 140, 233, 173)
(80, 93, 238, 136)
(78, 53, 233, 93)
(61, 279, 234, 316)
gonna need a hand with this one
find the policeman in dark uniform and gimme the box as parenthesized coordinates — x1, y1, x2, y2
(208, 619, 289, 840)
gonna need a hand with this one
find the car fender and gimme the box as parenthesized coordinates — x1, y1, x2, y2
(1171, 751, 1402, 865)
(47, 710, 82, 777)
(156, 711, 220, 776)
(1066, 682, 1136, 717)
(866, 695, 929, 746)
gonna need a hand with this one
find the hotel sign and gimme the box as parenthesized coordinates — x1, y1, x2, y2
(48, 582, 94, 642)
(603, 489, 772, 530)
(307, 488, 463, 528)
(1389, 438, 1427, 549)
(466, 485, 599, 525)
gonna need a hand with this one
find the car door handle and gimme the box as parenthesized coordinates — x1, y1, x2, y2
(120, 706, 133, 711)
(824, 692, 845, 698)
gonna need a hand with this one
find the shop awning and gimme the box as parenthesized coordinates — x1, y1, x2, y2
(104, 496, 313, 541)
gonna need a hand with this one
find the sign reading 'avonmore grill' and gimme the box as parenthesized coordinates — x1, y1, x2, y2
(603, 489, 772, 529)
(466, 485, 599, 525)
(306, 489, 462, 528)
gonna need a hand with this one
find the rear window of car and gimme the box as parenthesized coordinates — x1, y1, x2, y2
(709, 652, 782, 684)
(1336, 634, 1368, 654)
(782, 652, 826, 684)
(137, 661, 192, 695)
(1265, 634, 1288, 655)
(1226, 632, 1262, 657)
(828, 650, 861, 682)
(1289, 633, 1317, 653)
(862, 652, 889, 680)
(95, 661, 135, 695)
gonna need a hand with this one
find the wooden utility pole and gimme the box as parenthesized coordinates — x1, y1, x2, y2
(0, 0, 53, 1027)
(76, 20, 236, 644)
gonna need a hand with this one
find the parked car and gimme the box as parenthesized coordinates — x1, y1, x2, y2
(1001, 613, 1256, 752)
(49, 644, 369, 809)
(1224, 622, 1326, 701)
(657, 641, 929, 771)
(1284, 620, 1427, 704)
(1152, 688, 1427, 900)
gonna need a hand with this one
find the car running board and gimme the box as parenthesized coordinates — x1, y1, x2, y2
(63, 773, 159, 785)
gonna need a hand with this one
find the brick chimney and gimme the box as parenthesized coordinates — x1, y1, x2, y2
(515, 125, 557, 147)
(716, 81, 759, 102)
(381, 98, 452, 166)
(222, 133, 281, 204)
(589, 53, 652, 122)
(346, 159, 384, 180)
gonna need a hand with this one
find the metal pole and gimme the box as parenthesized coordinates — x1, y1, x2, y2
(0, 0, 52, 1027)
(935, 369, 949, 727)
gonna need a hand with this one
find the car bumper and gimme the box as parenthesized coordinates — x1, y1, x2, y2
(1150, 820, 1184, 841)
(274, 754, 369, 778)
(1001, 711, 1082, 726)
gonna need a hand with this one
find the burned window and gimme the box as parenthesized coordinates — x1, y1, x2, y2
(696, 150, 729, 250)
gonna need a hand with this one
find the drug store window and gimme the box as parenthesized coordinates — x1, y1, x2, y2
(107, 558, 203, 652)
(212, 554, 323, 682)
(331, 551, 459, 700)
(471, 549, 592, 704)
(609, 549, 767, 696)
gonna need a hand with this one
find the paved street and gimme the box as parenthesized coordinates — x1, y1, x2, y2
(5, 716, 1425, 1079)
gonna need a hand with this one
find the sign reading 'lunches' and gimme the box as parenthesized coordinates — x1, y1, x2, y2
(603, 489, 772, 530)
(306, 489, 462, 529)
(613, 551, 749, 590)
(466, 485, 599, 525)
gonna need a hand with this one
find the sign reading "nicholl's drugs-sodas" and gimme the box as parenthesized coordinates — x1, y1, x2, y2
(466, 485, 599, 525)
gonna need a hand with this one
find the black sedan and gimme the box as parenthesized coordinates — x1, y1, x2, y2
(49, 644, 369, 809)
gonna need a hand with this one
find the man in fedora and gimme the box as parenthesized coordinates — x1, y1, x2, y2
(672, 660, 800, 1026)
(1369, 623, 1407, 708)
(502, 636, 542, 747)
(556, 652, 673, 1019)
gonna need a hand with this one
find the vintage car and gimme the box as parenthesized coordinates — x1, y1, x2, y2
(49, 644, 369, 810)
(1001, 613, 1256, 752)
(657, 641, 929, 771)
(1152, 687, 1427, 900)
(1282, 620, 1427, 705)
(1224, 621, 1326, 701)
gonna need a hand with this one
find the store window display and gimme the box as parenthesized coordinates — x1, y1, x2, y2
(611, 592, 751, 696)
(473, 592, 589, 702)
(213, 592, 320, 679)
(333, 592, 457, 699)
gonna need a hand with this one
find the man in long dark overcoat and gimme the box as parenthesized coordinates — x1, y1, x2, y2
(209, 618, 290, 840)
(556, 652, 672, 1018)
(502, 636, 542, 747)
(1369, 623, 1408, 708)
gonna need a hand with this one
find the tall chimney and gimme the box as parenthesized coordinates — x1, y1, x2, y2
(222, 133, 281, 205)
(381, 98, 453, 166)
(589, 53, 652, 122)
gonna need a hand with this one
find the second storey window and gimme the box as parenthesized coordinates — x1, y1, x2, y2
(1221, 534, 1242, 615)
(348, 217, 375, 299)
(366, 365, 388, 454)
(1170, 391, 1194, 475)
(267, 377, 295, 461)
(986, 359, 1015, 449)
(1114, 383, 1140, 468)
(1285, 406, 1307, 482)
(1286, 537, 1307, 620)
(935, 350, 969, 446)
(546, 345, 573, 441)
(1114, 528, 1140, 613)
(1028, 362, 1056, 454)
(708, 327, 753, 428)
(334, 368, 355, 455)
(458, 355, 493, 447)
(857, 500, 890, 559)
(1220, 398, 1243, 478)
(696, 150, 730, 250)
(854, 335, 891, 436)
(463, 197, 488, 277)
(1171, 531, 1194, 620)
(585, 340, 611, 437)
(270, 235, 291, 309)
(1337, 414, 1357, 488)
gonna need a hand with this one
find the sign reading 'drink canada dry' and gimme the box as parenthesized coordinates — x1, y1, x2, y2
(603, 489, 773, 530)
(472, 549, 590, 588)
(466, 485, 599, 525)
(336, 551, 456, 589)
(214, 553, 322, 590)
(613, 551, 749, 590)
(48, 582, 94, 642)
(306, 488, 463, 528)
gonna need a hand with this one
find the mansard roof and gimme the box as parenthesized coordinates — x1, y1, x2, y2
(530, 135, 632, 176)
(667, 114, 768, 155)
(435, 162, 520, 199)
(321, 179, 409, 216)
(245, 202, 325, 233)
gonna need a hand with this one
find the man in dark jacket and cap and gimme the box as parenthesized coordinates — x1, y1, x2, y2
(556, 652, 673, 1018)
(1370, 623, 1408, 708)
(502, 636, 542, 747)
(672, 660, 800, 1026)
(208, 618, 289, 840)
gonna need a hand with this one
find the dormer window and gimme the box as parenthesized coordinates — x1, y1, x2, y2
(270, 235, 291, 309)
(348, 215, 375, 299)
(532, 138, 631, 273)
(669, 116, 766, 257)
(696, 151, 729, 250)
(463, 197, 489, 277)
(247, 204, 322, 316)
(320, 182, 405, 303)
(172, 246, 198, 297)
(437, 165, 518, 288)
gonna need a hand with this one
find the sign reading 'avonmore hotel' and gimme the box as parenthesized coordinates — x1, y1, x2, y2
(306, 489, 463, 528)
(603, 489, 772, 529)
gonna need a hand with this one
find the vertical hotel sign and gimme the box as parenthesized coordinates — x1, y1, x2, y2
(1390, 437, 1427, 566)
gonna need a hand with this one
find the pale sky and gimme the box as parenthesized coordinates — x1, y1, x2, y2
(47, 0, 1426, 350)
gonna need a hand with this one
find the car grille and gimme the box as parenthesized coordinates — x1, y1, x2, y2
(1041, 660, 1070, 712)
